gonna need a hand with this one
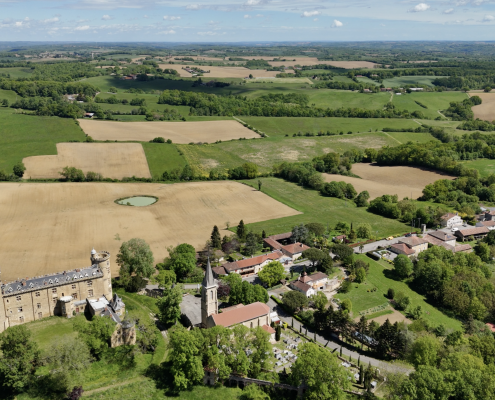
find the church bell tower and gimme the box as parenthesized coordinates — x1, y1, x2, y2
(201, 257, 217, 328)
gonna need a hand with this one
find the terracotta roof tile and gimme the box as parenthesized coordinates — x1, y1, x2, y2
(268, 232, 292, 241)
(389, 243, 415, 256)
(261, 324, 275, 334)
(454, 244, 473, 252)
(211, 302, 270, 327)
(441, 212, 458, 220)
(290, 280, 312, 293)
(222, 251, 283, 272)
(457, 227, 489, 236)
(263, 238, 283, 250)
(398, 236, 428, 247)
(282, 243, 310, 255)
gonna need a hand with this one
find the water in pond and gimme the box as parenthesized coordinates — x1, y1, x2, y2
(117, 196, 157, 207)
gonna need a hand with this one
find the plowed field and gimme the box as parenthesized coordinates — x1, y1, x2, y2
(158, 64, 285, 78)
(470, 93, 495, 121)
(0, 182, 300, 281)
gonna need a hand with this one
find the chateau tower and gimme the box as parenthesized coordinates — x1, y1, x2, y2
(201, 257, 218, 328)
(90, 248, 113, 299)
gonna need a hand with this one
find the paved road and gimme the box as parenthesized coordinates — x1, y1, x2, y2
(267, 297, 413, 375)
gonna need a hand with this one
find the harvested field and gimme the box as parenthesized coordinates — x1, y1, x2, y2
(0, 182, 300, 281)
(158, 64, 285, 78)
(324, 163, 454, 200)
(78, 120, 259, 143)
(470, 93, 495, 121)
(23, 143, 151, 179)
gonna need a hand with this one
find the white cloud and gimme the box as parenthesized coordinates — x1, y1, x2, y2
(409, 3, 430, 12)
(313, 18, 318, 21)
(160, 29, 176, 34)
(43, 17, 59, 23)
(332, 19, 343, 27)
(302, 11, 320, 18)
(186, 4, 200, 10)
(15, 21, 23, 27)
(75, 25, 90, 30)
(101, 15, 112, 20)
(443, 8, 454, 14)
(245, 0, 261, 5)
(24, 17, 30, 21)
(163, 15, 181, 20)
(255, 14, 263, 17)
(483, 14, 494, 21)
(244, 14, 251, 18)
(197, 31, 225, 36)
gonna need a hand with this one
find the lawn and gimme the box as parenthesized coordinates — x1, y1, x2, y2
(241, 117, 419, 137)
(392, 92, 467, 119)
(142, 143, 188, 179)
(335, 255, 462, 331)
(0, 109, 86, 173)
(25, 316, 78, 352)
(240, 177, 410, 238)
(462, 159, 495, 178)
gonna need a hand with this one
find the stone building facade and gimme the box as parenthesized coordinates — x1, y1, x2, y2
(0, 249, 112, 333)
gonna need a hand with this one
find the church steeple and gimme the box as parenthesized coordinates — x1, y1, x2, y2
(201, 256, 218, 328)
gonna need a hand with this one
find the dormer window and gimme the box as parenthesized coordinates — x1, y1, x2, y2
(48, 279, 53, 284)
(55, 278, 59, 283)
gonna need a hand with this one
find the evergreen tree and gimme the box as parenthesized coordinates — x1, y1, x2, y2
(237, 219, 246, 240)
(211, 225, 221, 249)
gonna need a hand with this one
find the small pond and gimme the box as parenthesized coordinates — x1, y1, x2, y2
(116, 196, 158, 207)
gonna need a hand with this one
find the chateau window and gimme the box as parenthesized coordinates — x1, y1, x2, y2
(210, 291, 213, 300)
(53, 297, 58, 303)
(18, 307, 23, 312)
(16, 296, 21, 301)
(52, 288, 57, 294)
(72, 284, 76, 290)
(87, 281, 93, 287)
(6, 299, 9, 303)
(88, 289, 93, 297)
(37, 303, 41, 309)
(19, 316, 24, 323)
(250, 322, 253, 328)
(38, 312, 42, 319)
(72, 293, 78, 299)
(35, 292, 40, 297)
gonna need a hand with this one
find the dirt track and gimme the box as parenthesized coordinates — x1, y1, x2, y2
(78, 120, 259, 143)
(0, 182, 300, 281)
(23, 143, 151, 179)
(324, 163, 454, 200)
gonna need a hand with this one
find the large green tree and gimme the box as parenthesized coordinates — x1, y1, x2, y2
(116, 238, 155, 288)
(393, 255, 414, 279)
(283, 290, 308, 313)
(211, 225, 221, 249)
(258, 261, 285, 288)
(303, 248, 326, 268)
(291, 342, 351, 400)
(72, 315, 115, 359)
(409, 335, 440, 368)
(165, 243, 197, 281)
(157, 283, 183, 324)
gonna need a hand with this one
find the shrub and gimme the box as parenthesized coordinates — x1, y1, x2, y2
(387, 288, 395, 299)
(150, 137, 165, 143)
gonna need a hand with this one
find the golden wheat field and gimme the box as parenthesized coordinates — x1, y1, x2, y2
(158, 64, 285, 78)
(0, 181, 300, 282)
(78, 120, 259, 143)
(324, 163, 454, 200)
(23, 143, 151, 179)
(470, 93, 495, 122)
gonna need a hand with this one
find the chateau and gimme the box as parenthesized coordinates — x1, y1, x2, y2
(0, 249, 113, 333)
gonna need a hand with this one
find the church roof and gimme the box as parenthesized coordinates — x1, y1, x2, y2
(202, 257, 216, 289)
(211, 302, 270, 327)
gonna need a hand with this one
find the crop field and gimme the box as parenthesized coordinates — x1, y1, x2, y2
(141, 142, 188, 179)
(248, 77, 313, 84)
(179, 132, 398, 175)
(392, 91, 467, 119)
(385, 130, 435, 144)
(335, 255, 462, 330)
(470, 93, 495, 121)
(23, 143, 151, 179)
(241, 177, 409, 238)
(78, 119, 258, 143)
(241, 117, 420, 137)
(266, 58, 378, 69)
(0, 109, 86, 173)
(158, 64, 283, 78)
(324, 163, 455, 200)
(0, 181, 300, 281)
(307, 91, 390, 110)
(382, 76, 445, 87)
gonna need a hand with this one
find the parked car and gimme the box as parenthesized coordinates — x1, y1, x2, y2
(451, 227, 459, 232)
(405, 233, 412, 237)
(386, 236, 394, 240)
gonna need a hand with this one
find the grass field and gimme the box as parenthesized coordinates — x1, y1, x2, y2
(392, 91, 467, 119)
(241, 117, 419, 137)
(0, 88, 20, 103)
(462, 159, 495, 177)
(240, 177, 410, 238)
(306, 91, 390, 109)
(0, 109, 86, 173)
(142, 142, 188, 178)
(178, 132, 398, 175)
(0, 181, 299, 281)
(385, 131, 435, 143)
(25, 317, 78, 351)
(335, 255, 462, 331)
(382, 76, 446, 87)
(356, 77, 379, 86)
(0, 67, 33, 78)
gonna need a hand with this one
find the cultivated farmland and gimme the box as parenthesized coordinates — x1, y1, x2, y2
(78, 119, 259, 142)
(0, 181, 300, 281)
(158, 64, 284, 78)
(470, 93, 495, 121)
(324, 163, 455, 200)
(23, 143, 152, 179)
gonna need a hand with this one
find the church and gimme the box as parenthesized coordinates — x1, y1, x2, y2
(201, 258, 272, 330)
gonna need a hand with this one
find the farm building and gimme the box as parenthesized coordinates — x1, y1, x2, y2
(281, 243, 310, 261)
(389, 236, 428, 257)
(440, 212, 462, 228)
(290, 280, 315, 298)
(221, 250, 284, 277)
(455, 226, 489, 242)
(476, 221, 495, 230)
(298, 271, 328, 291)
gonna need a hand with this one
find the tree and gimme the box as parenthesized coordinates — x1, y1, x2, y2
(211, 225, 221, 249)
(311, 291, 327, 311)
(237, 220, 246, 240)
(0, 325, 40, 392)
(335, 221, 350, 234)
(291, 342, 351, 400)
(168, 325, 203, 392)
(474, 241, 491, 262)
(242, 162, 258, 179)
(306, 222, 325, 237)
(356, 191, 370, 207)
(240, 384, 270, 400)
(2, 98, 9, 107)
(116, 238, 154, 288)
(109, 86, 118, 93)
(165, 243, 197, 281)
(13, 162, 26, 178)
(283, 291, 308, 313)
(155, 269, 176, 288)
(258, 261, 285, 288)
(67, 386, 84, 400)
(411, 305, 423, 320)
(303, 248, 325, 268)
(60, 166, 85, 182)
(387, 288, 395, 299)
(244, 231, 261, 256)
(258, 179, 262, 191)
(72, 315, 114, 359)
(356, 223, 372, 239)
(355, 267, 366, 283)
(275, 324, 281, 341)
(394, 291, 410, 311)
(341, 299, 352, 313)
(292, 224, 310, 244)
(409, 335, 440, 368)
(393, 255, 413, 279)
(157, 283, 183, 324)
(484, 86, 492, 93)
(45, 337, 92, 394)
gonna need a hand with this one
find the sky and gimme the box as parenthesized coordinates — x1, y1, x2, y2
(0, 0, 495, 42)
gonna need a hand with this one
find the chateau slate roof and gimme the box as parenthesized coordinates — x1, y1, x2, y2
(1, 265, 103, 296)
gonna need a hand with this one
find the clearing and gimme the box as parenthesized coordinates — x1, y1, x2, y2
(324, 163, 455, 200)
(470, 93, 495, 121)
(0, 181, 300, 281)
(23, 143, 151, 179)
(78, 119, 259, 143)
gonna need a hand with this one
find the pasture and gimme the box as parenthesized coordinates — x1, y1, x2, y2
(307, 91, 390, 110)
(392, 91, 467, 119)
(462, 159, 495, 177)
(0, 181, 300, 282)
(324, 163, 455, 200)
(382, 76, 445, 87)
(78, 119, 259, 143)
(470, 92, 495, 121)
(23, 143, 152, 179)
(141, 142, 188, 179)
